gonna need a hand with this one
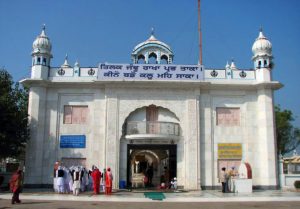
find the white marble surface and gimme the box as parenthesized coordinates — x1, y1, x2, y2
(23, 81, 279, 190)
(233, 179, 253, 193)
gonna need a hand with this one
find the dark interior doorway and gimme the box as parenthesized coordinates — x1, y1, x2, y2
(127, 144, 177, 189)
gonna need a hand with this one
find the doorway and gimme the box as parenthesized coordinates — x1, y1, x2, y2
(127, 144, 177, 189)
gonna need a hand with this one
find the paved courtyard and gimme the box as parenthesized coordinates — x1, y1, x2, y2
(0, 199, 300, 209)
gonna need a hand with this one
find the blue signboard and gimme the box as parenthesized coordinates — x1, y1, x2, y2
(60, 135, 86, 148)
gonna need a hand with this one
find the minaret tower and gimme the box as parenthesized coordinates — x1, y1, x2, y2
(31, 24, 53, 79)
(252, 28, 273, 82)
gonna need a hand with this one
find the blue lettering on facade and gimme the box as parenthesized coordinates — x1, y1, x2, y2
(98, 63, 204, 81)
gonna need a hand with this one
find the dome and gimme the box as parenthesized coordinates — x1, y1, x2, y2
(133, 33, 172, 53)
(32, 25, 52, 56)
(131, 29, 174, 64)
(252, 29, 272, 58)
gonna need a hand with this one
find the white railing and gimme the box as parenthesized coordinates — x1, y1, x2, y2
(126, 121, 180, 136)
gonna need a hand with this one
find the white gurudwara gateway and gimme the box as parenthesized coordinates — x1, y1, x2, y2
(21, 26, 282, 190)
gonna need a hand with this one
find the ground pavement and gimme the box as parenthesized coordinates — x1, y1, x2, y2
(1, 188, 300, 202)
(0, 189, 300, 209)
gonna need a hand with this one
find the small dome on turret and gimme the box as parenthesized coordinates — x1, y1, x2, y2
(252, 28, 272, 59)
(133, 31, 172, 53)
(131, 28, 174, 64)
(32, 24, 52, 57)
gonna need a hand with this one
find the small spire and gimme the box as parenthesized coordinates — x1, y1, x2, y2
(148, 27, 157, 41)
(151, 27, 155, 36)
(225, 61, 230, 68)
(230, 59, 237, 70)
(258, 26, 266, 39)
(74, 60, 80, 67)
(41, 23, 46, 36)
(61, 53, 70, 67)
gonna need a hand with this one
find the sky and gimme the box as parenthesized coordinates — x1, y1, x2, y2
(0, 0, 299, 127)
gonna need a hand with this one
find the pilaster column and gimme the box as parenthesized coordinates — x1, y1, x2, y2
(255, 88, 277, 187)
(105, 90, 119, 188)
(185, 97, 200, 189)
(24, 86, 47, 185)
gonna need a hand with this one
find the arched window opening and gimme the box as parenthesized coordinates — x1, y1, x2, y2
(37, 57, 41, 65)
(258, 60, 261, 68)
(160, 55, 168, 64)
(264, 60, 267, 67)
(137, 54, 146, 64)
(148, 52, 157, 64)
(42, 58, 47, 66)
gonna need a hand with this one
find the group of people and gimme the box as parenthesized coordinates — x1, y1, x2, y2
(53, 162, 113, 196)
(220, 167, 238, 193)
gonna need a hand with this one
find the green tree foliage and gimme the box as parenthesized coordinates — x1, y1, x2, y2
(275, 105, 300, 156)
(0, 69, 29, 159)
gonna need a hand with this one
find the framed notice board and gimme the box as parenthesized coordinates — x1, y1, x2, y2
(60, 135, 86, 148)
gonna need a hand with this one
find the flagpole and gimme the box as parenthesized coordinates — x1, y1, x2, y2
(198, 0, 203, 65)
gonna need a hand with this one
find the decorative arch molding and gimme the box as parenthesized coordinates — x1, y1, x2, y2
(130, 149, 160, 162)
(119, 102, 183, 139)
(133, 43, 173, 55)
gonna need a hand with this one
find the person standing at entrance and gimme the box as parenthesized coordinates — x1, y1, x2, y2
(146, 164, 154, 186)
(72, 167, 82, 196)
(105, 167, 113, 195)
(91, 166, 101, 194)
(56, 166, 65, 193)
(220, 167, 228, 193)
(9, 169, 23, 204)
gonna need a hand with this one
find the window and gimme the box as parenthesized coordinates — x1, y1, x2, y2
(148, 52, 157, 64)
(64, 106, 88, 124)
(216, 107, 240, 126)
(137, 55, 146, 64)
(42, 58, 47, 66)
(160, 55, 168, 64)
(258, 60, 261, 68)
(37, 57, 41, 65)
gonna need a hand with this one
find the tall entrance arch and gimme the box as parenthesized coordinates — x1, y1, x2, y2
(119, 105, 181, 189)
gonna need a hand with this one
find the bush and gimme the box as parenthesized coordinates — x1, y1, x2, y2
(294, 180, 300, 189)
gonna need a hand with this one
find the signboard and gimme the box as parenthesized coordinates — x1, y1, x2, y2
(97, 63, 204, 81)
(218, 143, 242, 159)
(60, 135, 86, 148)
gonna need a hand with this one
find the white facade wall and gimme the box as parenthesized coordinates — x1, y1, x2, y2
(24, 28, 280, 190)
(23, 80, 280, 189)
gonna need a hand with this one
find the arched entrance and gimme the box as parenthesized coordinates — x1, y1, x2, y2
(120, 105, 180, 189)
(127, 144, 177, 189)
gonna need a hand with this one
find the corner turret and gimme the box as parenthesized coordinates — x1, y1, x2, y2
(31, 24, 53, 79)
(252, 28, 273, 81)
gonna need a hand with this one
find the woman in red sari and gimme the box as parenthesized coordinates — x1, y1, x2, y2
(9, 169, 23, 204)
(105, 167, 113, 195)
(91, 166, 101, 194)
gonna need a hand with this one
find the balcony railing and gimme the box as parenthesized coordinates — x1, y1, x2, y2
(126, 121, 180, 137)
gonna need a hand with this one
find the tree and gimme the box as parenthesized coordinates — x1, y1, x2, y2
(275, 105, 300, 156)
(0, 68, 29, 160)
